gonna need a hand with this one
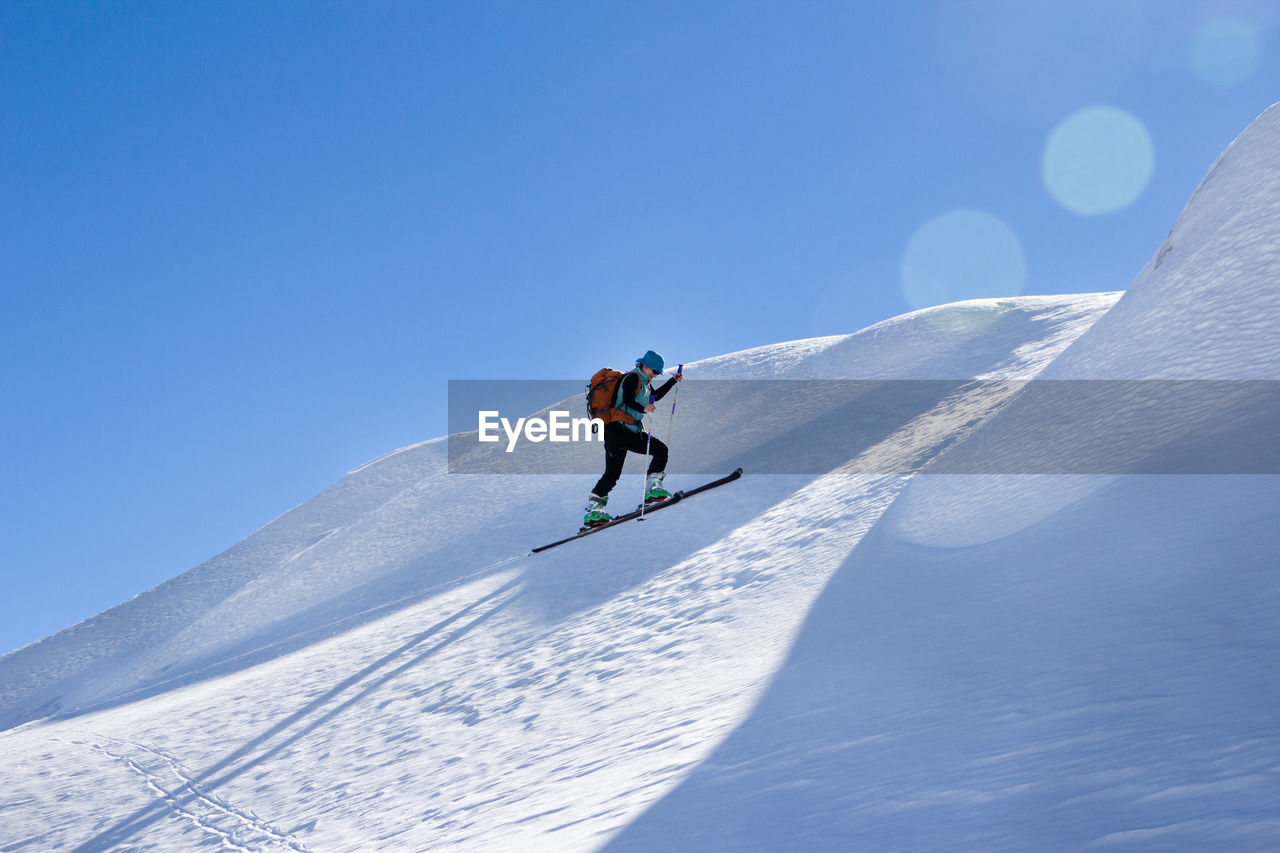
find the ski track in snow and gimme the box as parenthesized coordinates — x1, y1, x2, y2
(52, 733, 312, 853)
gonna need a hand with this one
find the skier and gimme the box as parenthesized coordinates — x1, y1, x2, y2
(583, 350, 683, 527)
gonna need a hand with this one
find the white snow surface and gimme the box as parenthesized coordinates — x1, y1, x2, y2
(2, 103, 1280, 851)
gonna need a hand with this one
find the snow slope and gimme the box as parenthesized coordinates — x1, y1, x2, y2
(2, 102, 1279, 851)
(612, 103, 1280, 850)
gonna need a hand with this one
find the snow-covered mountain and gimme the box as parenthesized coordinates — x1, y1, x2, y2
(3, 103, 1279, 851)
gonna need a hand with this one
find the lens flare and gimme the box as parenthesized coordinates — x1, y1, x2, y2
(1043, 105, 1154, 216)
(900, 210, 1026, 313)
(1189, 17, 1263, 87)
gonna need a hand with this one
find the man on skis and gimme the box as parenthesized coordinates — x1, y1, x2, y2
(583, 350, 682, 528)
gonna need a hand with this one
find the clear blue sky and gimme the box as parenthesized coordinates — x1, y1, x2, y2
(2, 0, 1276, 655)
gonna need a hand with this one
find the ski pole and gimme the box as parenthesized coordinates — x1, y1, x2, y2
(665, 364, 682, 446)
(639, 392, 655, 520)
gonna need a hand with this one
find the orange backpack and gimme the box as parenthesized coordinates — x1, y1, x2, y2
(586, 368, 638, 426)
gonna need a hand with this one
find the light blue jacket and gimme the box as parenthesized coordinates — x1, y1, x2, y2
(614, 367, 652, 433)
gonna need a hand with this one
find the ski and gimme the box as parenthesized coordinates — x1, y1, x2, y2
(531, 468, 743, 554)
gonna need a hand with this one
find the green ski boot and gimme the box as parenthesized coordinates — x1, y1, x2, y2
(583, 493, 613, 528)
(644, 472, 671, 504)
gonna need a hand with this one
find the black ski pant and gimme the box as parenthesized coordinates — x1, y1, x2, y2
(591, 421, 667, 498)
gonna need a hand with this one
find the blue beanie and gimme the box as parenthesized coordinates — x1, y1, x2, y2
(636, 350, 664, 373)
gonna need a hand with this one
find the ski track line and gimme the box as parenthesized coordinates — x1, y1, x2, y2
(54, 733, 312, 853)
